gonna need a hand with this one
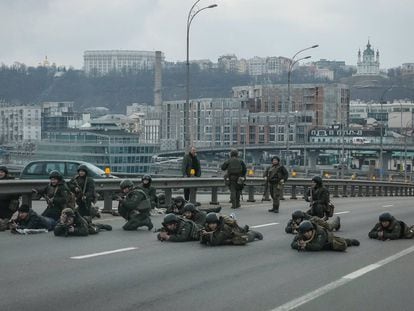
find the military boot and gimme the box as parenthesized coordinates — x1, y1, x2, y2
(332, 216, 341, 231)
(345, 238, 360, 246)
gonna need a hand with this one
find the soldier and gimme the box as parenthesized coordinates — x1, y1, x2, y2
(0, 166, 20, 231)
(264, 156, 288, 213)
(118, 180, 153, 231)
(166, 196, 186, 215)
(221, 149, 247, 209)
(368, 212, 414, 240)
(200, 213, 263, 246)
(68, 165, 98, 219)
(182, 203, 206, 228)
(182, 146, 201, 202)
(304, 176, 330, 219)
(54, 208, 89, 237)
(157, 213, 200, 242)
(9, 204, 51, 233)
(285, 210, 340, 234)
(33, 171, 70, 228)
(140, 174, 158, 209)
(291, 220, 360, 252)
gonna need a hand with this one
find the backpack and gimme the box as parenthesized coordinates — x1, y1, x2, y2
(227, 159, 242, 176)
(182, 218, 200, 240)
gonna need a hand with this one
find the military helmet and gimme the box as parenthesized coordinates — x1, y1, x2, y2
(49, 170, 63, 180)
(62, 208, 75, 217)
(292, 210, 305, 220)
(379, 212, 393, 222)
(182, 203, 196, 213)
(0, 165, 8, 174)
(230, 149, 239, 157)
(298, 220, 314, 234)
(142, 174, 152, 182)
(77, 164, 88, 174)
(120, 179, 134, 189)
(163, 213, 179, 225)
(311, 176, 323, 185)
(205, 212, 219, 224)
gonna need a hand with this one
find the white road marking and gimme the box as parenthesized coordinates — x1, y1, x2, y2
(382, 204, 394, 208)
(269, 244, 414, 311)
(70, 247, 138, 259)
(251, 223, 279, 228)
(334, 211, 350, 215)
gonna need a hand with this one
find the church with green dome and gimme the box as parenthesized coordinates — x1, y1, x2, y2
(355, 40, 380, 76)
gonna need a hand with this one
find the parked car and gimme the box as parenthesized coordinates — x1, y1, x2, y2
(19, 160, 117, 179)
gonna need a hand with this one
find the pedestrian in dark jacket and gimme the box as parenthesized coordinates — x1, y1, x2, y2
(0, 166, 20, 226)
(10, 204, 51, 232)
(221, 149, 247, 209)
(264, 156, 288, 213)
(157, 213, 199, 242)
(305, 176, 330, 219)
(182, 146, 201, 202)
(368, 212, 414, 240)
(291, 221, 359, 252)
(200, 213, 263, 246)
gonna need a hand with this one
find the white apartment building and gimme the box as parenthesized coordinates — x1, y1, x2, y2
(0, 104, 41, 143)
(83, 50, 165, 75)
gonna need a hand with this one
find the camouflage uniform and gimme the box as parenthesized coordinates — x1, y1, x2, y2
(54, 209, 89, 237)
(285, 211, 340, 234)
(221, 150, 247, 209)
(119, 186, 153, 231)
(265, 158, 288, 213)
(0, 166, 20, 225)
(157, 216, 200, 242)
(37, 179, 70, 222)
(368, 213, 414, 240)
(305, 177, 330, 219)
(68, 171, 96, 218)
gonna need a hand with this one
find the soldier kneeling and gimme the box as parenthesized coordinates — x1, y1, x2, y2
(285, 210, 340, 234)
(200, 213, 263, 246)
(291, 221, 359, 252)
(157, 213, 200, 242)
(369, 212, 414, 241)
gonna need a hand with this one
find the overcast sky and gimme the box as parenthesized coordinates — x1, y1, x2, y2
(1, 0, 411, 69)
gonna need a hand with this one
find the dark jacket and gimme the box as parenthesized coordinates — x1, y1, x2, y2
(68, 175, 96, 204)
(54, 212, 89, 237)
(0, 175, 20, 219)
(158, 218, 199, 242)
(201, 217, 248, 246)
(368, 217, 404, 240)
(15, 210, 49, 230)
(221, 157, 247, 181)
(291, 224, 333, 251)
(38, 181, 69, 221)
(188, 209, 207, 228)
(305, 185, 330, 218)
(182, 153, 201, 177)
(118, 187, 150, 220)
(141, 184, 158, 209)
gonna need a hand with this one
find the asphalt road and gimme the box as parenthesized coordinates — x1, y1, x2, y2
(1, 196, 414, 311)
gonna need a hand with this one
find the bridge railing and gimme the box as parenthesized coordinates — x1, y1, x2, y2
(1, 178, 413, 213)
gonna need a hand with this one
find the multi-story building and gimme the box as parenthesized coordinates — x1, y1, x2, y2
(83, 50, 165, 76)
(218, 54, 239, 72)
(0, 103, 41, 143)
(41, 101, 87, 132)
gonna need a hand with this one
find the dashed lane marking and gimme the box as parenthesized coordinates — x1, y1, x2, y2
(70, 247, 138, 259)
(269, 244, 414, 311)
(334, 211, 350, 215)
(251, 223, 279, 228)
(382, 204, 394, 208)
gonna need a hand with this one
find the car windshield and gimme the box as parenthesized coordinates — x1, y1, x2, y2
(84, 163, 106, 176)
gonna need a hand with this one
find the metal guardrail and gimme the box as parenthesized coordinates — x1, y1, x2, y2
(1, 178, 414, 213)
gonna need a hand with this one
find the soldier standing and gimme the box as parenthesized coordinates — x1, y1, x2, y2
(157, 213, 200, 242)
(264, 156, 288, 213)
(368, 212, 414, 240)
(291, 221, 359, 252)
(182, 146, 201, 202)
(221, 149, 247, 209)
(305, 176, 330, 219)
(68, 165, 97, 219)
(118, 180, 153, 231)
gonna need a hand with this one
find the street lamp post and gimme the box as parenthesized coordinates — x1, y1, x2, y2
(285, 44, 318, 169)
(185, 0, 217, 150)
(379, 86, 394, 180)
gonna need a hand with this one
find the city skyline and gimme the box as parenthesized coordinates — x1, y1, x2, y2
(0, 0, 412, 69)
